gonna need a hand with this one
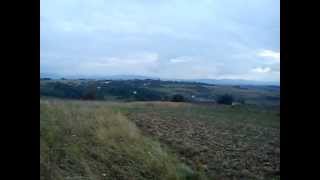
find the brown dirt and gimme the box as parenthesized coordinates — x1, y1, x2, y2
(126, 109, 280, 180)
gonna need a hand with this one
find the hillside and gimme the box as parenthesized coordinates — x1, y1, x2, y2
(40, 99, 280, 180)
(40, 99, 205, 180)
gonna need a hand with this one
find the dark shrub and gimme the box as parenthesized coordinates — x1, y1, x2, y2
(82, 91, 96, 100)
(82, 84, 97, 100)
(171, 94, 185, 102)
(217, 94, 234, 105)
(40, 82, 82, 99)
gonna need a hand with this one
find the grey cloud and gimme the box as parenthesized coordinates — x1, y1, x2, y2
(41, 0, 279, 82)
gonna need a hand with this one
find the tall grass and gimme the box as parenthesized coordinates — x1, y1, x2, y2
(40, 99, 203, 180)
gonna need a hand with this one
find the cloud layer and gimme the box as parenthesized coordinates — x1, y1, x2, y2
(41, 0, 279, 82)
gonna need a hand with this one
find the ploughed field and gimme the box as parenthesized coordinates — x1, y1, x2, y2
(41, 99, 280, 180)
(122, 102, 280, 180)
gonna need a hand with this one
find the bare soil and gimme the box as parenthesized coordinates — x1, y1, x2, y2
(125, 105, 280, 180)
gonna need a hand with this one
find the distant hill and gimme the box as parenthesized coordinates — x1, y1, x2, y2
(189, 79, 280, 86)
(101, 75, 159, 80)
(40, 78, 280, 106)
(40, 73, 62, 79)
(40, 73, 158, 80)
(40, 73, 279, 86)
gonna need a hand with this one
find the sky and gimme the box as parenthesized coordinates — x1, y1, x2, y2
(41, 0, 280, 82)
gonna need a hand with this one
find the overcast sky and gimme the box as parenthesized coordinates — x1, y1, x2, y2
(41, 0, 279, 82)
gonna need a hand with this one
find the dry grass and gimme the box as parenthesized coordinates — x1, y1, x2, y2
(40, 99, 205, 180)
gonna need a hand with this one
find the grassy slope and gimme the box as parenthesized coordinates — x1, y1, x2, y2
(40, 99, 280, 180)
(40, 99, 205, 180)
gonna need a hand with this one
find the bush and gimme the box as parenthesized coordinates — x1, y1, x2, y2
(171, 94, 185, 102)
(82, 84, 97, 100)
(217, 94, 234, 105)
(82, 91, 96, 100)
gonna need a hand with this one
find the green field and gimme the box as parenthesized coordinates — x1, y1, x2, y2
(40, 99, 279, 180)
